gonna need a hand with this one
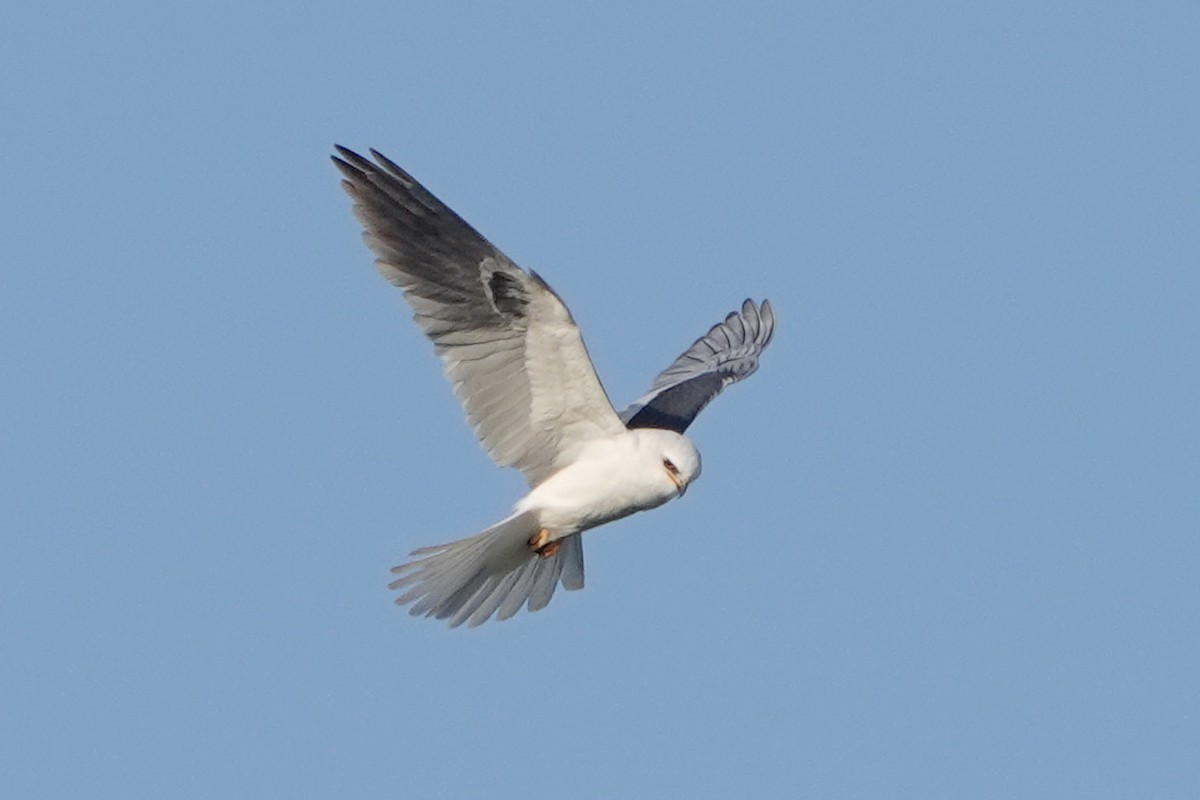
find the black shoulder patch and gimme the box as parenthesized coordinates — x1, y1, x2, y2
(486, 270, 529, 317)
(624, 373, 725, 433)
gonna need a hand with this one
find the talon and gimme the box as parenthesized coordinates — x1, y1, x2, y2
(528, 529, 559, 558)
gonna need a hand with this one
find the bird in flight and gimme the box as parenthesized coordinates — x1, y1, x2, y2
(333, 147, 774, 627)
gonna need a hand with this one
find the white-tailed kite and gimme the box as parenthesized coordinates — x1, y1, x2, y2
(333, 147, 774, 627)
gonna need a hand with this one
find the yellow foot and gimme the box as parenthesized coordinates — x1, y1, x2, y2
(528, 529, 560, 558)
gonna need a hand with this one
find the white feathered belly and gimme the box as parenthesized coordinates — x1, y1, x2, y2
(515, 435, 675, 539)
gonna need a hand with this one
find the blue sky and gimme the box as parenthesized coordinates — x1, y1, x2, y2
(3, 2, 1198, 798)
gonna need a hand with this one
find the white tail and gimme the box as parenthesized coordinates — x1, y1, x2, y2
(389, 511, 586, 627)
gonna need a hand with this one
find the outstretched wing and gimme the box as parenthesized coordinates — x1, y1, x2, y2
(334, 147, 626, 486)
(620, 299, 775, 433)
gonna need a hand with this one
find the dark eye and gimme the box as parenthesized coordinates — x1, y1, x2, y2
(663, 458, 679, 474)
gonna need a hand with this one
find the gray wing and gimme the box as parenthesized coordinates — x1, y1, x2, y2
(620, 299, 775, 433)
(334, 147, 626, 486)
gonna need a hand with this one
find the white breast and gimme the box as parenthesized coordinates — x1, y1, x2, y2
(516, 431, 679, 537)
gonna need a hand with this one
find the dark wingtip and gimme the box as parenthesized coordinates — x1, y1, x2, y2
(331, 145, 373, 180)
(368, 147, 393, 167)
(367, 148, 417, 183)
(758, 298, 775, 345)
(332, 144, 359, 163)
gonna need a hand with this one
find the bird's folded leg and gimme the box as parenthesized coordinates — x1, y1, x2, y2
(528, 529, 560, 558)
